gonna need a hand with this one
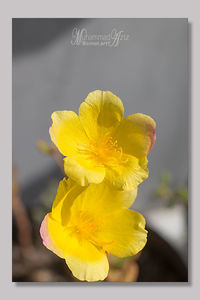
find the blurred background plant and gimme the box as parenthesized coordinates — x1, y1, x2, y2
(155, 170, 188, 209)
(154, 171, 188, 250)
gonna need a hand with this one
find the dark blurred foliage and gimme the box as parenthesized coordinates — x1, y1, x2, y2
(155, 171, 188, 208)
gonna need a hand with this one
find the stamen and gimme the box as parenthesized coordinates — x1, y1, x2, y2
(77, 134, 123, 166)
(68, 210, 114, 253)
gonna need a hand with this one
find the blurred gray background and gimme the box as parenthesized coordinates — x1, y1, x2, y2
(12, 18, 188, 241)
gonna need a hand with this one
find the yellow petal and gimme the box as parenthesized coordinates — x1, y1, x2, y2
(40, 213, 66, 259)
(51, 178, 85, 225)
(105, 154, 149, 191)
(40, 213, 109, 282)
(65, 237, 109, 282)
(70, 181, 137, 218)
(96, 209, 147, 257)
(64, 155, 105, 186)
(49, 111, 89, 156)
(114, 113, 156, 158)
(79, 90, 124, 139)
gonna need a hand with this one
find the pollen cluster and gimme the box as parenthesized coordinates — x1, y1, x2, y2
(68, 210, 101, 241)
(78, 133, 123, 166)
(67, 210, 114, 253)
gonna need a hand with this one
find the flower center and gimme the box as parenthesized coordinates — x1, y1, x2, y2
(78, 133, 123, 166)
(68, 210, 114, 253)
(68, 210, 102, 241)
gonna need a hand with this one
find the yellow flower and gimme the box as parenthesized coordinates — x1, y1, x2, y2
(50, 90, 156, 191)
(40, 178, 147, 282)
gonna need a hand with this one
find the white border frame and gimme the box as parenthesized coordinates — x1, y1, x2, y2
(1, 0, 199, 299)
